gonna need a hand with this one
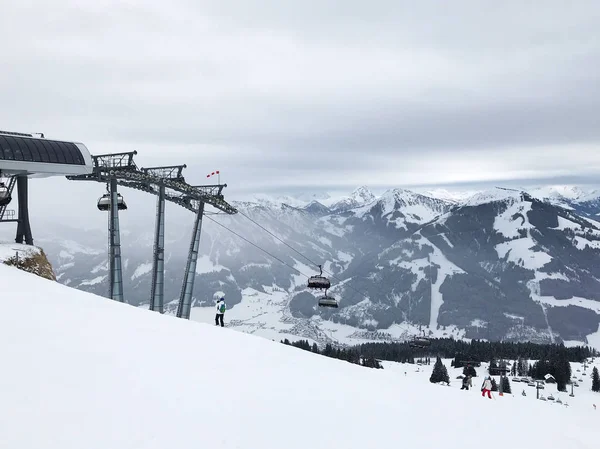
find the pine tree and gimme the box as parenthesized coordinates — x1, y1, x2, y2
(489, 358, 498, 375)
(517, 357, 528, 377)
(463, 365, 477, 377)
(501, 376, 512, 394)
(430, 357, 450, 384)
(592, 367, 600, 393)
(511, 361, 517, 376)
(491, 378, 498, 392)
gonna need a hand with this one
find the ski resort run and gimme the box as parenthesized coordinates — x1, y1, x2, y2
(1, 262, 599, 448)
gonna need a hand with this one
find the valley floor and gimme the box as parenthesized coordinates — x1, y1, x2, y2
(188, 285, 467, 346)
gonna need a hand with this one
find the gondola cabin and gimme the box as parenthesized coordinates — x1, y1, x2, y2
(0, 182, 11, 207)
(97, 193, 128, 211)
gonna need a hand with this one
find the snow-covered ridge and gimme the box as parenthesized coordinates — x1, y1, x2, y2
(240, 185, 600, 214)
(527, 185, 600, 203)
(463, 188, 523, 207)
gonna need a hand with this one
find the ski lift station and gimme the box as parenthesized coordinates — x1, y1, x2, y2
(0, 130, 93, 245)
(0, 129, 238, 321)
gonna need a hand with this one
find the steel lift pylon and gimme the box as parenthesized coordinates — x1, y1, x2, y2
(68, 153, 237, 314)
(107, 178, 125, 303)
(176, 202, 205, 319)
(149, 184, 166, 313)
(15, 175, 34, 245)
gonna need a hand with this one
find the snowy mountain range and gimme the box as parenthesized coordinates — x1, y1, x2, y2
(4, 184, 600, 348)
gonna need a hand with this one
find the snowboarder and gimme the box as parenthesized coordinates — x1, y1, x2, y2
(522, 389, 526, 396)
(481, 376, 492, 399)
(215, 297, 226, 327)
(461, 375, 470, 390)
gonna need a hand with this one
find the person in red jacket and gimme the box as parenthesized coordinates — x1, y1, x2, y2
(481, 376, 492, 398)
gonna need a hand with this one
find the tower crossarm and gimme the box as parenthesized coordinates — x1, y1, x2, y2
(67, 153, 237, 214)
(92, 151, 138, 172)
(141, 165, 187, 181)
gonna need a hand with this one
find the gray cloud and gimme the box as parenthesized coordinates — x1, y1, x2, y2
(1, 0, 600, 225)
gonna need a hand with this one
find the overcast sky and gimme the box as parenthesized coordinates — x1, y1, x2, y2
(2, 0, 600, 228)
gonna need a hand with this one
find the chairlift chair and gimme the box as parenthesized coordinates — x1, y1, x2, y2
(0, 182, 11, 207)
(97, 193, 128, 211)
(409, 332, 431, 348)
(317, 289, 338, 308)
(308, 264, 331, 289)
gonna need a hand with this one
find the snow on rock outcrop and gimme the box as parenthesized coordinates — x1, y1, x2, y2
(0, 263, 598, 449)
(0, 242, 56, 280)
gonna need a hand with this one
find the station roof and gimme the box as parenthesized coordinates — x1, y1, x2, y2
(0, 131, 93, 177)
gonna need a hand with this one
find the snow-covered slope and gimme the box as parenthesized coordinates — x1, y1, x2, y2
(528, 185, 595, 202)
(0, 263, 597, 449)
(527, 185, 600, 218)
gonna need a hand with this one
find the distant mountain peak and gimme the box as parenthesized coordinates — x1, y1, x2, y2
(350, 186, 375, 203)
(330, 186, 377, 212)
(463, 188, 524, 207)
(527, 185, 600, 204)
(422, 188, 483, 203)
(303, 200, 331, 215)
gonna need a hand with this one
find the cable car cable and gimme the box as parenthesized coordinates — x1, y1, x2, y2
(209, 214, 434, 340)
(233, 207, 496, 339)
(236, 209, 322, 269)
(204, 215, 314, 280)
(228, 205, 503, 340)
(235, 208, 447, 310)
(214, 214, 418, 324)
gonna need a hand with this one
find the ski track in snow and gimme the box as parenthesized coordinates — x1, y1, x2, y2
(428, 249, 465, 330)
(527, 276, 556, 343)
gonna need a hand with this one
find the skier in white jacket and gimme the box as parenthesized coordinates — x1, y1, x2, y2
(481, 376, 492, 399)
(215, 297, 226, 327)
